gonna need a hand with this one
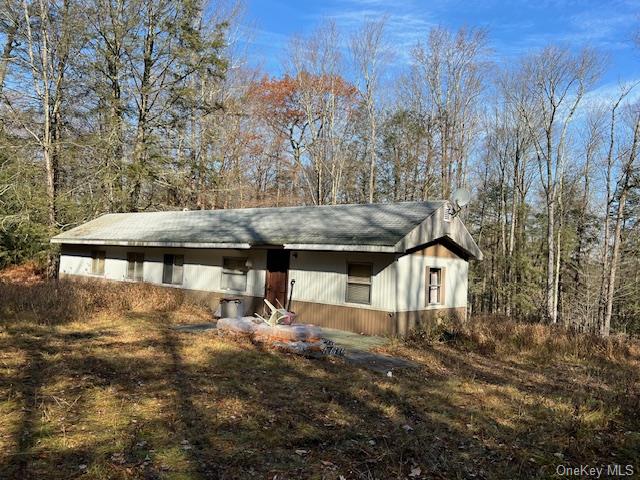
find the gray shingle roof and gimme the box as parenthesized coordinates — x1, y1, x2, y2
(52, 201, 445, 251)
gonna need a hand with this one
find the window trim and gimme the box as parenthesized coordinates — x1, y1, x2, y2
(345, 262, 373, 305)
(221, 256, 249, 292)
(126, 252, 144, 282)
(162, 254, 184, 286)
(427, 267, 442, 305)
(91, 250, 106, 276)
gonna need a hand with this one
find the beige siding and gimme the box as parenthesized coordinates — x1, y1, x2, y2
(59, 246, 93, 276)
(59, 241, 471, 335)
(288, 250, 397, 311)
(290, 299, 394, 335)
(59, 245, 267, 297)
(395, 249, 468, 312)
(291, 300, 465, 336)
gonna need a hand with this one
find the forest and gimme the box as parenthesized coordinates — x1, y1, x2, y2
(1, 0, 639, 336)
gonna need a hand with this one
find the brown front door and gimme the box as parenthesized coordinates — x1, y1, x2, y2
(265, 250, 290, 309)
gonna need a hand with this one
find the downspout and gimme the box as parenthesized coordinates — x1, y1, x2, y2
(393, 253, 400, 336)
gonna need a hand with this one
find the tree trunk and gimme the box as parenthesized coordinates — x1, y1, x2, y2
(603, 114, 640, 335)
(603, 190, 627, 336)
(129, 6, 154, 211)
(0, 20, 18, 98)
(546, 192, 556, 323)
(367, 93, 376, 203)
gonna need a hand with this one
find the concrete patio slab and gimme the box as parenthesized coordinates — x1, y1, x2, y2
(318, 327, 388, 351)
(174, 322, 217, 332)
(319, 327, 416, 374)
(173, 322, 417, 374)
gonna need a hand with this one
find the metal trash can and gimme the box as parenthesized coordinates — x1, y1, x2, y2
(220, 298, 244, 318)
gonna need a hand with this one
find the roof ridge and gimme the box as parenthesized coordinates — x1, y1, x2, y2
(100, 200, 446, 216)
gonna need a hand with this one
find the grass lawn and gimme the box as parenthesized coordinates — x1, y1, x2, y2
(0, 279, 639, 479)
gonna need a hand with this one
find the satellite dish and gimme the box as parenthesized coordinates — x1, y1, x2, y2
(452, 188, 471, 209)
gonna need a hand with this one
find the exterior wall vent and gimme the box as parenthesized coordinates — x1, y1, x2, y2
(443, 203, 454, 223)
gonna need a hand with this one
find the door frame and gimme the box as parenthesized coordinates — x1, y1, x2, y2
(264, 249, 290, 309)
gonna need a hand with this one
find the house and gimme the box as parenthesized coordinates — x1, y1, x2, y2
(51, 201, 482, 336)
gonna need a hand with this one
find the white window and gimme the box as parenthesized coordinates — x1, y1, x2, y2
(163, 254, 184, 285)
(428, 267, 442, 304)
(346, 263, 372, 305)
(126, 252, 144, 281)
(222, 257, 248, 291)
(91, 250, 105, 275)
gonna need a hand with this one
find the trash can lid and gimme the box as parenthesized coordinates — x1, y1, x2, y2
(220, 297, 242, 304)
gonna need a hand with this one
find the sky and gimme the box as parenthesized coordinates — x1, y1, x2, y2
(238, 0, 640, 100)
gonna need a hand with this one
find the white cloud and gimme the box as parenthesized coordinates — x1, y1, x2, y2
(582, 78, 640, 109)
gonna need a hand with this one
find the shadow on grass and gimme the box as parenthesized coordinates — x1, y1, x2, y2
(10, 329, 44, 478)
(0, 311, 638, 479)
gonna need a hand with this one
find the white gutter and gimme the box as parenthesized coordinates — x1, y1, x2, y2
(282, 243, 398, 253)
(50, 238, 252, 249)
(51, 238, 398, 252)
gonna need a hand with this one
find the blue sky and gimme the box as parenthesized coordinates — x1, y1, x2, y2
(239, 0, 640, 96)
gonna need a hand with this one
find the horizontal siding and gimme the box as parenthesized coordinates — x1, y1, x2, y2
(290, 299, 393, 336)
(291, 300, 465, 336)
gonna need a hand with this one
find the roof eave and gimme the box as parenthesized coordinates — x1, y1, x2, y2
(50, 238, 252, 249)
(283, 243, 398, 253)
(394, 204, 483, 260)
(51, 238, 399, 253)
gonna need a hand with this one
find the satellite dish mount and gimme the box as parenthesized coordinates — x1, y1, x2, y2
(450, 188, 471, 217)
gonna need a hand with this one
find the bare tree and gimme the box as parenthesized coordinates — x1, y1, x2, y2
(516, 46, 601, 323)
(287, 22, 357, 205)
(350, 17, 388, 203)
(601, 105, 640, 335)
(0, 0, 21, 97)
(19, 0, 83, 274)
(597, 84, 638, 333)
(411, 27, 488, 198)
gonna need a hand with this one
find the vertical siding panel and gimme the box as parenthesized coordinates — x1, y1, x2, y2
(59, 243, 469, 336)
(396, 250, 469, 311)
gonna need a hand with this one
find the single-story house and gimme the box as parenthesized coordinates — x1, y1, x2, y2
(51, 201, 482, 336)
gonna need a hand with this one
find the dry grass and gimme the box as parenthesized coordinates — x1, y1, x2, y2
(0, 275, 203, 325)
(1, 278, 639, 479)
(0, 261, 46, 285)
(399, 315, 639, 364)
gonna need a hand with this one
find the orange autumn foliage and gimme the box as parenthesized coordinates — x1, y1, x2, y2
(248, 72, 358, 132)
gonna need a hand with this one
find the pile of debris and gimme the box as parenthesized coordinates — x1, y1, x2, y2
(216, 299, 344, 357)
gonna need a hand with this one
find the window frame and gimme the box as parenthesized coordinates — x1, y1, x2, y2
(427, 267, 442, 305)
(126, 252, 144, 282)
(91, 250, 106, 276)
(345, 262, 373, 305)
(221, 256, 249, 292)
(162, 254, 184, 286)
